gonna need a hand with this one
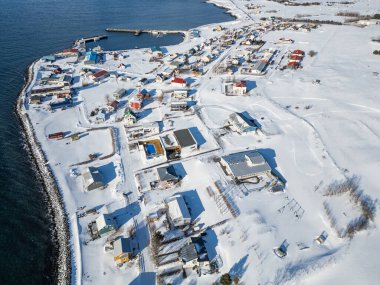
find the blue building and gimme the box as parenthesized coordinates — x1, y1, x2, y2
(84, 51, 98, 65)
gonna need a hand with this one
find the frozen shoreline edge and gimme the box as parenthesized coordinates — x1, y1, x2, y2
(16, 61, 71, 285)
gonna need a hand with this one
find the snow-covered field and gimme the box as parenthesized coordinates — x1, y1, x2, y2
(21, 0, 380, 284)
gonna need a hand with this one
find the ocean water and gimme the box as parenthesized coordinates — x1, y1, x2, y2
(0, 0, 232, 284)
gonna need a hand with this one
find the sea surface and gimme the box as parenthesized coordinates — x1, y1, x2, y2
(0, 0, 233, 284)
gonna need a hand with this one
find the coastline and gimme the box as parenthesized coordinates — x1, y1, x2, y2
(10, 0, 380, 284)
(16, 61, 71, 285)
(14, 1, 238, 283)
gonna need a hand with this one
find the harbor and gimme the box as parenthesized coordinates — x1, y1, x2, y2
(105, 28, 187, 36)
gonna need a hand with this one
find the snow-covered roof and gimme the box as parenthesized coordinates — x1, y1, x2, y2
(161, 133, 179, 149)
(221, 150, 271, 178)
(229, 112, 258, 132)
(167, 195, 191, 222)
(83, 167, 104, 188)
(96, 213, 116, 231)
(113, 237, 132, 257)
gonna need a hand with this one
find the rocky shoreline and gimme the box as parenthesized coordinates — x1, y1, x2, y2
(16, 61, 71, 285)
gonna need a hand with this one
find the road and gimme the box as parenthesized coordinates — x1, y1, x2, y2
(117, 124, 155, 275)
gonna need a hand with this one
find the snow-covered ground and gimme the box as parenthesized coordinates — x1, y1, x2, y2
(22, 0, 380, 284)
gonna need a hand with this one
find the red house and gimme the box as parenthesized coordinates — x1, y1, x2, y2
(292, 50, 304, 56)
(288, 61, 299, 69)
(289, 55, 303, 61)
(91, 70, 109, 82)
(48, 132, 65, 140)
(171, 77, 187, 88)
(129, 96, 143, 110)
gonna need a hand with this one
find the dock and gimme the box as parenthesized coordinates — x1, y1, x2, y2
(74, 35, 108, 46)
(105, 28, 187, 36)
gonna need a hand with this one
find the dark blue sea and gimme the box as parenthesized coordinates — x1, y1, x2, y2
(0, 0, 232, 284)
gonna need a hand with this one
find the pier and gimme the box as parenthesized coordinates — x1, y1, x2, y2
(74, 35, 108, 46)
(105, 28, 187, 36)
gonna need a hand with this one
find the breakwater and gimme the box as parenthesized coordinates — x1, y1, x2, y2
(16, 62, 71, 285)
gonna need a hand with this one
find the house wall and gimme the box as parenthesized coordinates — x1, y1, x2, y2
(99, 226, 116, 237)
(87, 181, 104, 191)
(115, 253, 130, 263)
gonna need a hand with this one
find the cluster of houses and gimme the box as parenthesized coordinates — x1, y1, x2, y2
(287, 49, 304, 69)
(29, 64, 73, 109)
(146, 191, 216, 275)
(137, 127, 199, 161)
(28, 15, 311, 276)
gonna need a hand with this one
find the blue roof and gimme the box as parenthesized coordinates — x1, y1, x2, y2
(85, 51, 97, 62)
(150, 46, 161, 52)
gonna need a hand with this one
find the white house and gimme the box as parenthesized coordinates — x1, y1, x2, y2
(124, 109, 137, 126)
(96, 214, 117, 237)
(165, 195, 191, 227)
(171, 77, 187, 88)
(173, 128, 198, 156)
(232, 80, 247, 95)
(228, 112, 259, 134)
(172, 90, 188, 100)
(179, 236, 211, 274)
(113, 88, 126, 99)
(171, 101, 188, 111)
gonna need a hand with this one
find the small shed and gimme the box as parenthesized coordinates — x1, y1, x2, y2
(113, 88, 126, 99)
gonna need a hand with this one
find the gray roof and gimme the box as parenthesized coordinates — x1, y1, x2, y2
(222, 150, 271, 178)
(173, 129, 197, 148)
(179, 236, 210, 263)
(113, 238, 132, 257)
(180, 243, 198, 262)
(253, 61, 267, 72)
(157, 165, 179, 181)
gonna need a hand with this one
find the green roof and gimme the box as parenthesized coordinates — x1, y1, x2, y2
(124, 109, 136, 117)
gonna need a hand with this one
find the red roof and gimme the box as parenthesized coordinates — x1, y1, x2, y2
(93, 70, 108, 78)
(234, 80, 246, 88)
(288, 61, 299, 68)
(290, 55, 303, 60)
(63, 48, 79, 53)
(292, 50, 304, 55)
(171, 77, 186, 84)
